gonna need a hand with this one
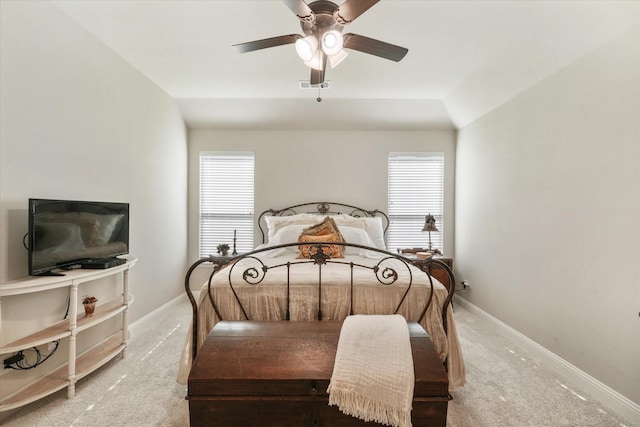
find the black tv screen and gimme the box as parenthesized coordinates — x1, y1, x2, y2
(28, 199, 129, 276)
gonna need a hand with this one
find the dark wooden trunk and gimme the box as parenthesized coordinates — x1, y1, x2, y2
(188, 321, 449, 427)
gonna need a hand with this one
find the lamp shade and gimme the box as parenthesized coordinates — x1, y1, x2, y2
(422, 214, 439, 232)
(321, 30, 343, 56)
(328, 49, 348, 68)
(295, 36, 318, 62)
(304, 50, 324, 70)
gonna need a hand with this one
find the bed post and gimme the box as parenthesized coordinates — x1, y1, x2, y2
(185, 256, 231, 361)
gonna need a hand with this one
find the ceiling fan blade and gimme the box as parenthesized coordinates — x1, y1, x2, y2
(282, 0, 315, 22)
(343, 33, 408, 62)
(310, 53, 328, 85)
(232, 34, 301, 53)
(334, 0, 379, 24)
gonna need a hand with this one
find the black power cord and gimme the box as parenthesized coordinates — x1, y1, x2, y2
(3, 290, 70, 370)
(4, 341, 60, 370)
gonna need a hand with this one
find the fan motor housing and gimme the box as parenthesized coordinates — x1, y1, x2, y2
(301, 1, 343, 36)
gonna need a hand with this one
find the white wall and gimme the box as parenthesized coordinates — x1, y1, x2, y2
(1, 0, 187, 356)
(455, 27, 640, 407)
(187, 129, 456, 264)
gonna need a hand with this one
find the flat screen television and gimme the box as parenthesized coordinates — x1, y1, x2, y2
(28, 199, 130, 276)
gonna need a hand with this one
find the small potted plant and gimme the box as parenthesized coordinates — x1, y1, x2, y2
(216, 243, 230, 257)
(82, 295, 98, 317)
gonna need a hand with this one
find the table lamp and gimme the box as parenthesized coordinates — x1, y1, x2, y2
(422, 214, 439, 252)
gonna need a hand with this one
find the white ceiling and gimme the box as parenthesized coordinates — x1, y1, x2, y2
(52, 0, 639, 130)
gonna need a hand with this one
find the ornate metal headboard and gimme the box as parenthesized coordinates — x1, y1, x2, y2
(257, 201, 389, 244)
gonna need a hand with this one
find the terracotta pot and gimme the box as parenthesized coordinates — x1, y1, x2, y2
(83, 302, 96, 317)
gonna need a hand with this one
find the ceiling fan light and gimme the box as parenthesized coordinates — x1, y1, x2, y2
(295, 36, 318, 62)
(328, 49, 348, 68)
(304, 50, 324, 70)
(321, 30, 343, 56)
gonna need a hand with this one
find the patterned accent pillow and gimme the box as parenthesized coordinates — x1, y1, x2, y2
(300, 216, 343, 239)
(297, 217, 345, 258)
(297, 233, 344, 259)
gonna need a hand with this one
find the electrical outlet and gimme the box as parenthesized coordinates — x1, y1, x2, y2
(461, 280, 470, 290)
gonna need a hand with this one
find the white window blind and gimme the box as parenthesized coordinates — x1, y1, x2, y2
(387, 153, 444, 253)
(199, 153, 254, 257)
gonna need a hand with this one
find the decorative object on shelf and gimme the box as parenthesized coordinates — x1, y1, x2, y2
(82, 295, 98, 317)
(216, 243, 230, 257)
(422, 214, 442, 255)
(232, 229, 238, 256)
(396, 248, 432, 259)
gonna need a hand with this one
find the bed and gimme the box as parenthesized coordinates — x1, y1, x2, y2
(178, 202, 466, 391)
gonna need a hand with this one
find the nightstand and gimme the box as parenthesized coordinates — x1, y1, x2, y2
(427, 256, 453, 292)
(399, 249, 453, 292)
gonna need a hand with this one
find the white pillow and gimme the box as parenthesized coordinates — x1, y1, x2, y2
(266, 223, 306, 249)
(264, 214, 322, 241)
(264, 224, 380, 258)
(333, 215, 386, 250)
(264, 213, 386, 250)
(361, 217, 386, 250)
(332, 214, 366, 229)
(339, 226, 378, 255)
(255, 223, 308, 257)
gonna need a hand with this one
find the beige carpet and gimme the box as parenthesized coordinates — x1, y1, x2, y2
(1, 296, 635, 427)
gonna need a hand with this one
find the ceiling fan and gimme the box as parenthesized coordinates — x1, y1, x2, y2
(232, 0, 408, 86)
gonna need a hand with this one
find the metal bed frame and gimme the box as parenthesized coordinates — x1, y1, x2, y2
(184, 202, 455, 363)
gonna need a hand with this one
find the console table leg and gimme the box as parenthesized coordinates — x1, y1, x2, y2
(67, 284, 78, 398)
(122, 269, 130, 358)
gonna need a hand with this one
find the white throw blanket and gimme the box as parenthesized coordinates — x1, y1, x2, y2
(327, 314, 414, 427)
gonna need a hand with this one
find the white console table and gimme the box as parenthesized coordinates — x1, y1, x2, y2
(0, 256, 137, 411)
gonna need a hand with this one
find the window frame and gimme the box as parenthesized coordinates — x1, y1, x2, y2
(199, 152, 255, 257)
(387, 152, 445, 254)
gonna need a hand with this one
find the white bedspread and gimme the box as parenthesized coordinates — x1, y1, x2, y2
(177, 252, 466, 391)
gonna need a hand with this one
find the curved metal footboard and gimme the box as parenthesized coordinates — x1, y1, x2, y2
(185, 243, 455, 362)
(185, 255, 234, 361)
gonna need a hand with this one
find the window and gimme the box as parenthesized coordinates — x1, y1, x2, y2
(199, 153, 254, 257)
(387, 153, 444, 253)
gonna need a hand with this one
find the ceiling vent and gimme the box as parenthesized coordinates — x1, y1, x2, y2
(299, 80, 330, 89)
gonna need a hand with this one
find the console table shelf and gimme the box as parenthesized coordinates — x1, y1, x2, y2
(0, 333, 124, 411)
(0, 319, 70, 355)
(0, 295, 134, 354)
(0, 256, 137, 412)
(76, 295, 134, 333)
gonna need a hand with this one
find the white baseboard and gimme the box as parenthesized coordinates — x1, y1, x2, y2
(454, 295, 640, 425)
(129, 293, 188, 333)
